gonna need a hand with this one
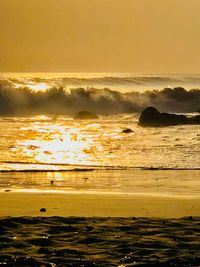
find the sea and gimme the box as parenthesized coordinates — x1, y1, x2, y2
(0, 72, 200, 192)
(0, 73, 200, 267)
(0, 73, 200, 171)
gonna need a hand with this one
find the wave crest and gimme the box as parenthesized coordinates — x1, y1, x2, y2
(0, 82, 200, 115)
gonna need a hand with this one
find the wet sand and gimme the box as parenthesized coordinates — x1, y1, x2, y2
(0, 169, 200, 218)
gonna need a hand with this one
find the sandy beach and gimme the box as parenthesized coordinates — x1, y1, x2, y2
(1, 185, 200, 266)
(0, 190, 200, 218)
(0, 169, 200, 217)
(0, 170, 200, 266)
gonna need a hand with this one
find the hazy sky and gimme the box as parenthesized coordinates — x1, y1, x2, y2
(1, 0, 200, 73)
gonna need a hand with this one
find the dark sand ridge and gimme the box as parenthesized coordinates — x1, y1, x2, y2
(0, 216, 200, 266)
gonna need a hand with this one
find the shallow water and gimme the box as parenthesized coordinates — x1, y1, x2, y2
(0, 216, 199, 266)
(1, 111, 200, 199)
(1, 115, 200, 171)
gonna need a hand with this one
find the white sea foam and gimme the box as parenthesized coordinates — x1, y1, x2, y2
(1, 73, 200, 115)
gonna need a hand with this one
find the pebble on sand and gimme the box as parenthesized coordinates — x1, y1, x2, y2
(122, 128, 133, 133)
(40, 208, 46, 212)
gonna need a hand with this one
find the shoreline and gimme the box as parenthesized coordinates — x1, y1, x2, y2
(1, 191, 200, 218)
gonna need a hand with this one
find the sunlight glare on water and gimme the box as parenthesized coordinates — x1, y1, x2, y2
(1, 114, 200, 171)
(16, 123, 99, 165)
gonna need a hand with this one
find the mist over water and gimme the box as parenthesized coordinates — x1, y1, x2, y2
(1, 73, 200, 115)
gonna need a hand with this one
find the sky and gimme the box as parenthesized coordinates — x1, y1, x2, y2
(0, 0, 200, 73)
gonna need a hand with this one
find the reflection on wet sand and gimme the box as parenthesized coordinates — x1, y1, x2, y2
(1, 170, 200, 197)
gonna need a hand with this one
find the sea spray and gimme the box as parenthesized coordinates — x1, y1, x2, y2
(1, 84, 200, 115)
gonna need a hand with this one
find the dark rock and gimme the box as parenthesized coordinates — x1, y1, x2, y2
(139, 106, 162, 126)
(122, 128, 133, 133)
(74, 111, 98, 119)
(40, 208, 46, 212)
(139, 106, 200, 127)
(191, 115, 200, 124)
(161, 112, 189, 126)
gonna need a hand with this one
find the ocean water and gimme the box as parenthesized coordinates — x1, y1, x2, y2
(0, 73, 200, 195)
(1, 114, 200, 171)
(1, 73, 200, 115)
(0, 73, 200, 172)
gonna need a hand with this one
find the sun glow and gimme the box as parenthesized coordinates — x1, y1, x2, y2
(28, 83, 50, 91)
(17, 124, 97, 165)
(15, 82, 50, 92)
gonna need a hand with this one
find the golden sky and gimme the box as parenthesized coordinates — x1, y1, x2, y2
(0, 0, 200, 73)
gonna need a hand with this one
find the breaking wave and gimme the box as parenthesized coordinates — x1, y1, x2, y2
(0, 82, 200, 115)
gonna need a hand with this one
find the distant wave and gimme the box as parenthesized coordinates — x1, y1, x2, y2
(2, 74, 200, 87)
(21, 74, 200, 85)
(1, 77, 200, 115)
(61, 76, 182, 86)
